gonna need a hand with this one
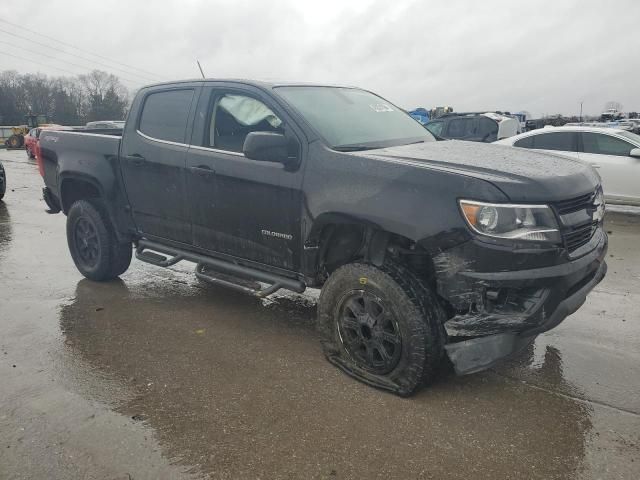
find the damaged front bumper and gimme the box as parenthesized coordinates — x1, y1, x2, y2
(435, 228, 608, 375)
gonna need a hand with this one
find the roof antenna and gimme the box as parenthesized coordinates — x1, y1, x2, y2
(196, 60, 206, 79)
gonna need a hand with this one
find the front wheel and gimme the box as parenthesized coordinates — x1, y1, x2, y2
(317, 262, 446, 396)
(66, 199, 132, 281)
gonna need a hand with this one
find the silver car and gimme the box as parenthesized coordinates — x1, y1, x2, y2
(495, 126, 640, 206)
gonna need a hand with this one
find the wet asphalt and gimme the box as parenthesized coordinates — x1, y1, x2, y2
(0, 148, 639, 480)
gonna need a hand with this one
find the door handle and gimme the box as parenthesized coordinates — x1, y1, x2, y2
(592, 164, 601, 169)
(126, 154, 146, 166)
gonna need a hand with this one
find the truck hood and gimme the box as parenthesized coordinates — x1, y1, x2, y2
(357, 140, 600, 202)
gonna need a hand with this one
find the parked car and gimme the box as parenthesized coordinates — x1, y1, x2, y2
(24, 128, 41, 158)
(601, 108, 624, 121)
(495, 126, 640, 206)
(38, 80, 607, 396)
(0, 160, 5, 200)
(425, 112, 519, 142)
(31, 125, 72, 166)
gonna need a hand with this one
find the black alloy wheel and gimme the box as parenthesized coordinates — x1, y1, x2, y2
(73, 217, 101, 268)
(337, 290, 402, 374)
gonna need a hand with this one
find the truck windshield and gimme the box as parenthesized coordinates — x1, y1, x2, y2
(275, 86, 435, 151)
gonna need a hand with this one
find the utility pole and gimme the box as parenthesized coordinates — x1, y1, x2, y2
(580, 101, 583, 122)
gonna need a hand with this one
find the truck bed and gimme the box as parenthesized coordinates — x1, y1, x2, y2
(39, 130, 122, 206)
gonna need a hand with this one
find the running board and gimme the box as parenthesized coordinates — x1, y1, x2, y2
(135, 239, 306, 297)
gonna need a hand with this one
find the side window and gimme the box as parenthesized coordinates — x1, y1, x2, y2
(139, 89, 194, 143)
(207, 93, 283, 153)
(581, 133, 634, 156)
(514, 136, 534, 148)
(531, 132, 576, 151)
(425, 121, 443, 136)
(446, 118, 472, 139)
(477, 117, 498, 141)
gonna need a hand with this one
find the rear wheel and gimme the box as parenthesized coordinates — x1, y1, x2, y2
(7, 135, 23, 149)
(0, 163, 5, 200)
(66, 199, 132, 281)
(26, 146, 34, 159)
(317, 261, 445, 396)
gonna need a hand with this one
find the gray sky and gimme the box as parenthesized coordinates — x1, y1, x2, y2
(3, 0, 639, 117)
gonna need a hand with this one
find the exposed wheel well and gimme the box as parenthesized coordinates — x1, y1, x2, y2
(60, 178, 101, 214)
(316, 223, 438, 291)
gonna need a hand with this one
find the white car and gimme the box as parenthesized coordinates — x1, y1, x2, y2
(494, 126, 640, 206)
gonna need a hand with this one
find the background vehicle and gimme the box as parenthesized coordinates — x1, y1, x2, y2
(38, 80, 607, 396)
(425, 112, 519, 142)
(24, 128, 41, 158)
(32, 125, 72, 167)
(495, 126, 640, 206)
(601, 108, 624, 121)
(3, 114, 51, 149)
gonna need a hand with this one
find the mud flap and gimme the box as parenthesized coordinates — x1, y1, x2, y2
(445, 333, 536, 375)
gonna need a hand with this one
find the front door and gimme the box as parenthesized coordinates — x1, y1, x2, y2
(578, 132, 639, 204)
(120, 85, 200, 244)
(185, 85, 305, 271)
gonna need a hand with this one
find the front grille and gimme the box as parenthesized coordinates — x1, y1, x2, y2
(563, 222, 597, 252)
(553, 190, 600, 253)
(554, 192, 594, 215)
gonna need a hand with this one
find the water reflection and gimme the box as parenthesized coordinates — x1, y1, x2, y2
(59, 277, 593, 479)
(0, 201, 13, 260)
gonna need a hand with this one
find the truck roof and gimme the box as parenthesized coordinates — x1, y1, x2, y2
(140, 78, 358, 90)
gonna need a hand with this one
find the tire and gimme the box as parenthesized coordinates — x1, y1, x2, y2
(0, 164, 5, 200)
(7, 135, 23, 149)
(26, 146, 34, 159)
(318, 261, 446, 397)
(66, 199, 132, 281)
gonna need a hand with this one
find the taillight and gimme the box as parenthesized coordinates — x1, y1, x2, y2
(35, 143, 44, 177)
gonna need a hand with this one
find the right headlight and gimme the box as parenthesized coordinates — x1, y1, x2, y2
(459, 200, 561, 243)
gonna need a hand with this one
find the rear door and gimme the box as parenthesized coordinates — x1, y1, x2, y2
(444, 117, 474, 140)
(578, 132, 639, 203)
(185, 83, 305, 271)
(120, 84, 200, 244)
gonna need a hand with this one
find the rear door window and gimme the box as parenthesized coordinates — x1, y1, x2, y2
(139, 89, 195, 143)
(531, 132, 577, 152)
(581, 133, 634, 156)
(513, 136, 534, 148)
(446, 118, 473, 139)
(476, 117, 498, 142)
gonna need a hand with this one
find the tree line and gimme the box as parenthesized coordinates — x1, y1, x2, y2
(0, 69, 130, 126)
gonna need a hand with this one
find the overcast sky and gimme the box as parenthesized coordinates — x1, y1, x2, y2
(3, 0, 639, 117)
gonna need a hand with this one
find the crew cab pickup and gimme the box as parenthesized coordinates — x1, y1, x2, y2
(38, 80, 607, 396)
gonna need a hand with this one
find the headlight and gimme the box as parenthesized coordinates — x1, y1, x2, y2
(459, 200, 561, 243)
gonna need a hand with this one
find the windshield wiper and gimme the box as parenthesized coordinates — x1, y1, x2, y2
(332, 145, 376, 152)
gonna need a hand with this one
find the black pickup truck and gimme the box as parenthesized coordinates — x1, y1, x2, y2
(38, 80, 607, 396)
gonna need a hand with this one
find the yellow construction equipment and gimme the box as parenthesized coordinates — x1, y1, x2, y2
(4, 114, 52, 149)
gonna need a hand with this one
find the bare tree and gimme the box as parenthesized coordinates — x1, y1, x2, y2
(604, 101, 623, 112)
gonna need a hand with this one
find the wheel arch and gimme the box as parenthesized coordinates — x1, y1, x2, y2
(59, 174, 104, 214)
(59, 173, 133, 243)
(303, 213, 438, 290)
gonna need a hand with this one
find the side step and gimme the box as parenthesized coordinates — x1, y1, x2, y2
(135, 239, 306, 297)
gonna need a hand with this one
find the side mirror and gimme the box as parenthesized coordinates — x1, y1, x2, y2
(630, 148, 640, 158)
(243, 131, 290, 164)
